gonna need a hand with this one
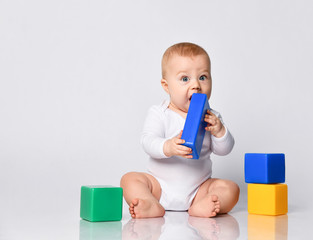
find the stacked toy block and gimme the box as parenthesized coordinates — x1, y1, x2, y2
(245, 153, 288, 215)
(80, 185, 123, 222)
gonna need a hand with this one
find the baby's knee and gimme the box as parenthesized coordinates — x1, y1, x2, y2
(120, 172, 148, 187)
(226, 180, 240, 194)
(226, 181, 240, 199)
(120, 172, 138, 185)
(214, 179, 240, 196)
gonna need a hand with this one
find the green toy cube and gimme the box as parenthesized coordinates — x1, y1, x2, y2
(80, 185, 123, 222)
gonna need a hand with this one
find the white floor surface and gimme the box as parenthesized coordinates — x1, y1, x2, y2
(1, 199, 312, 240)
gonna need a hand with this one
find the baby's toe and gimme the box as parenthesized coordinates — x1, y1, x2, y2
(132, 198, 139, 206)
(211, 195, 218, 202)
(211, 211, 217, 217)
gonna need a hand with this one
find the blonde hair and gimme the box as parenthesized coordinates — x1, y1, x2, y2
(161, 42, 210, 78)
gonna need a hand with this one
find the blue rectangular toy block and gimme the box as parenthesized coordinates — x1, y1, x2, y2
(245, 153, 285, 184)
(182, 93, 210, 159)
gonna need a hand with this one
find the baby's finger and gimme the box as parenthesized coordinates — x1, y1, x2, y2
(174, 137, 185, 145)
(205, 114, 217, 120)
(206, 126, 214, 132)
(177, 152, 193, 159)
(205, 114, 216, 123)
(177, 148, 192, 156)
(205, 118, 216, 126)
(204, 116, 211, 123)
(177, 145, 192, 153)
(206, 110, 217, 117)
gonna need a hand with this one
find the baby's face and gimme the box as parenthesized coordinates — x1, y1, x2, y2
(162, 54, 212, 115)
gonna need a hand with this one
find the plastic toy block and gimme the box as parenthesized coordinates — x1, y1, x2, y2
(245, 153, 285, 184)
(80, 185, 123, 222)
(182, 93, 210, 159)
(248, 214, 288, 240)
(248, 183, 288, 216)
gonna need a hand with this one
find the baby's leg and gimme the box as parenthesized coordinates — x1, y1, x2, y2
(188, 178, 239, 218)
(120, 172, 165, 218)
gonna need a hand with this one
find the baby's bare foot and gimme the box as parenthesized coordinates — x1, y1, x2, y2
(129, 198, 165, 219)
(188, 195, 220, 218)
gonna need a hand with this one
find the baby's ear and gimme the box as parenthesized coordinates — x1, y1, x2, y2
(161, 79, 169, 94)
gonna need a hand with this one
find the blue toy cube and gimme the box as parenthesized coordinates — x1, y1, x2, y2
(182, 93, 210, 159)
(245, 153, 285, 184)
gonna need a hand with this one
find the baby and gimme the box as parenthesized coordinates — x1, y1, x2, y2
(121, 42, 239, 218)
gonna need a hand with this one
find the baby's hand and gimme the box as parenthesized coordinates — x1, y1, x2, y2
(205, 110, 226, 138)
(163, 130, 193, 158)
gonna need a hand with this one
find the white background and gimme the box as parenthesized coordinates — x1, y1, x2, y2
(1, 0, 313, 239)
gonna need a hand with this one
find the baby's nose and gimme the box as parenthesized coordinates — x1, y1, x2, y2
(191, 79, 201, 91)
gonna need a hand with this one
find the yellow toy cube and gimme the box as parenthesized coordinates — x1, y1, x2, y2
(248, 184, 288, 215)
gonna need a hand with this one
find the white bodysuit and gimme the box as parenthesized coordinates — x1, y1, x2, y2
(141, 100, 235, 211)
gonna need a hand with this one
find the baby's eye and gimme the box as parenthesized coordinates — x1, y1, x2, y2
(181, 76, 189, 82)
(199, 75, 207, 81)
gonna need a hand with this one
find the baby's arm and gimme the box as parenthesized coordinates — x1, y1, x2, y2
(141, 106, 167, 159)
(204, 110, 235, 156)
(141, 106, 192, 159)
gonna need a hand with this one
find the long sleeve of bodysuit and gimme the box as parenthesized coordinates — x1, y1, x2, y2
(141, 105, 168, 159)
